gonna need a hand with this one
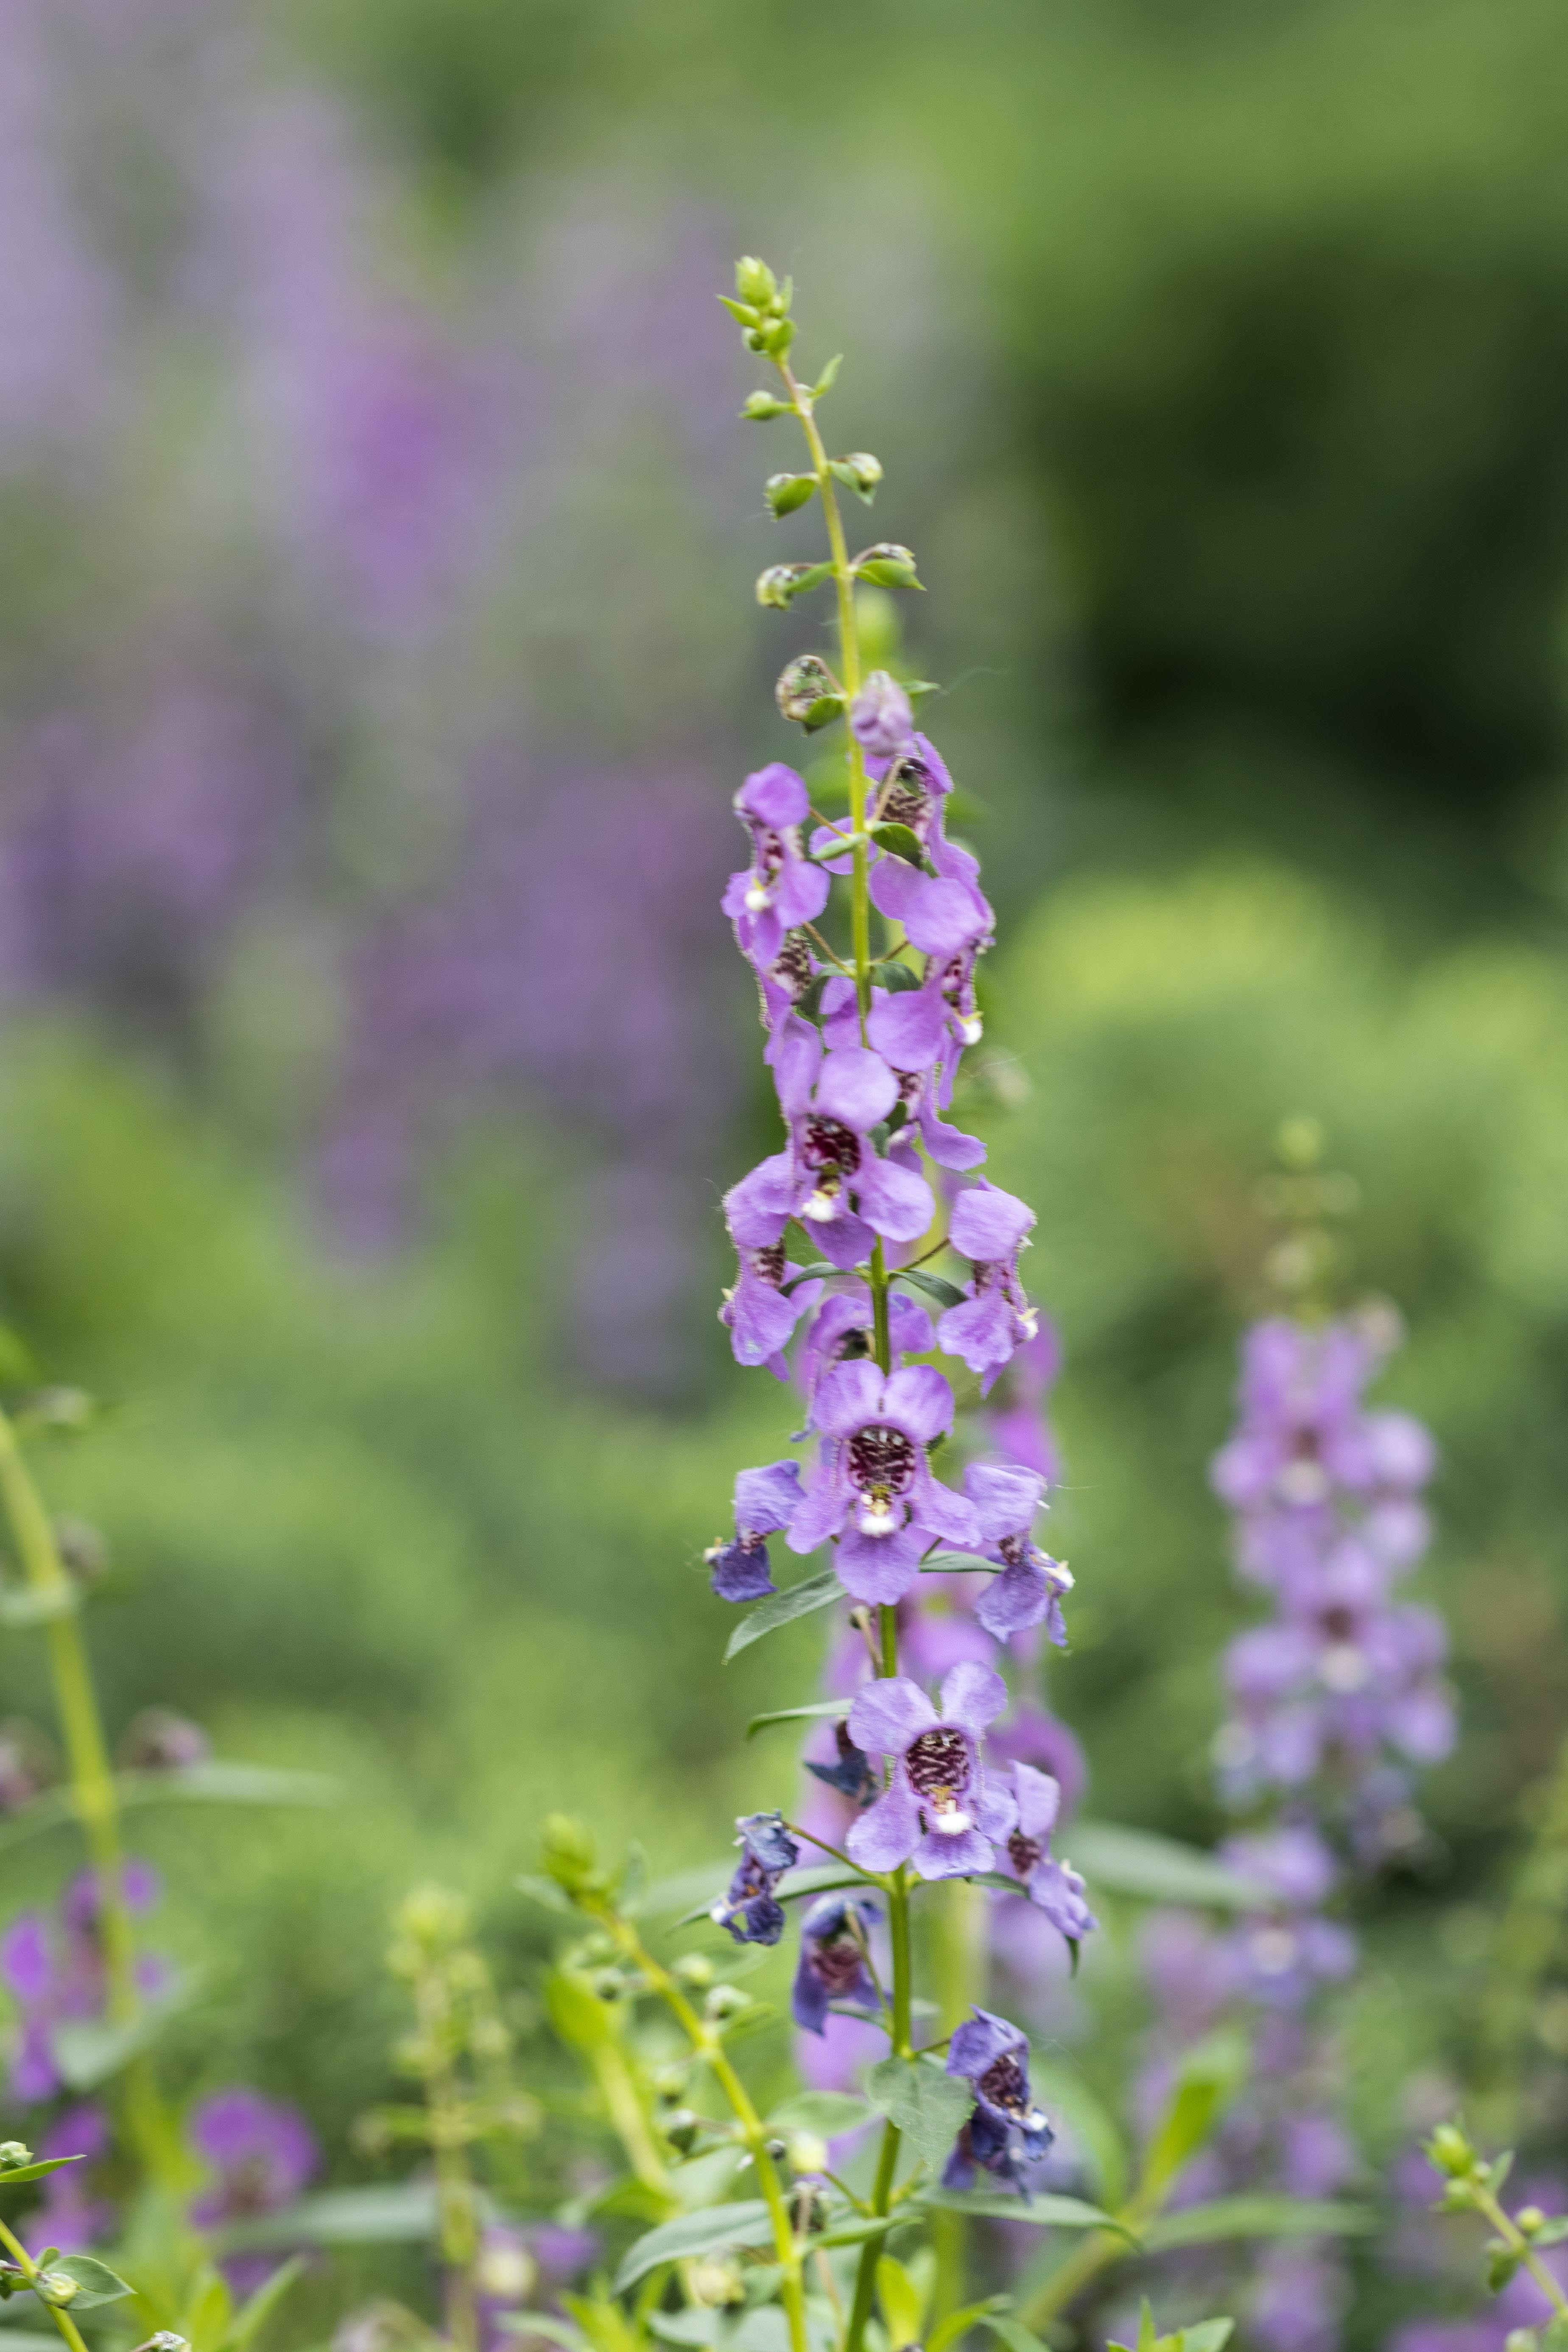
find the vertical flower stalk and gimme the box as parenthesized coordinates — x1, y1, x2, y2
(710, 262, 1091, 2352)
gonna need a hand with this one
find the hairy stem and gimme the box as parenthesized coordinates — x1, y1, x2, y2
(0, 2213, 91, 2352)
(595, 1908, 809, 2352)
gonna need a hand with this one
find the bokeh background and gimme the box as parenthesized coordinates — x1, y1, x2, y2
(3, 0, 1568, 2254)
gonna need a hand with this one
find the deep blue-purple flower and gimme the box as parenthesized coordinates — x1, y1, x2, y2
(942, 2006, 1053, 2193)
(792, 1892, 881, 2035)
(709, 1812, 800, 1945)
(706, 1461, 804, 1602)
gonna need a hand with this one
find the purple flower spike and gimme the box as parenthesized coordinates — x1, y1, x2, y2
(792, 1893, 882, 2035)
(962, 1462, 1072, 1644)
(849, 672, 915, 759)
(705, 1462, 804, 1602)
(937, 1184, 1039, 1393)
(721, 765, 830, 970)
(788, 1362, 981, 1605)
(709, 1811, 800, 1946)
(942, 2006, 1053, 2193)
(845, 1660, 1015, 1879)
(1001, 1763, 1097, 1941)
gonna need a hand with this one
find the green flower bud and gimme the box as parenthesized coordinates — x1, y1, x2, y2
(1519, 2207, 1547, 2235)
(766, 472, 816, 520)
(395, 1884, 470, 1950)
(788, 2129, 829, 2176)
(1427, 2122, 1476, 2177)
(757, 564, 806, 609)
(852, 542, 922, 590)
(688, 2260, 745, 2309)
(741, 391, 791, 420)
(830, 452, 883, 504)
(776, 655, 842, 730)
(673, 1952, 715, 1988)
(540, 1814, 609, 1900)
(735, 257, 778, 309)
(0, 2145, 29, 2169)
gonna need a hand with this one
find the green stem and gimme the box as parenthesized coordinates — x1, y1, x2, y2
(1471, 2186, 1568, 2322)
(595, 1908, 809, 2352)
(1474, 1729, 1568, 2138)
(0, 2213, 92, 2352)
(0, 1410, 136, 2024)
(416, 1967, 480, 2352)
(777, 346, 910, 2352)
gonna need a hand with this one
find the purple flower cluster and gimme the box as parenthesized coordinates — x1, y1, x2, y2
(1210, 1311, 1452, 1854)
(704, 553, 1093, 2184)
(189, 2084, 320, 2293)
(0, 1860, 167, 2104)
(1135, 1300, 1452, 2352)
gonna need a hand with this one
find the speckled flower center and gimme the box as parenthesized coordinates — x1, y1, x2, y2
(877, 770, 933, 835)
(977, 2052, 1029, 2117)
(808, 1933, 867, 1994)
(802, 1116, 861, 1177)
(904, 1726, 970, 1805)
(848, 1424, 916, 1495)
(998, 1532, 1029, 1567)
(771, 933, 814, 1000)
(749, 1243, 787, 1290)
(1007, 1829, 1042, 1874)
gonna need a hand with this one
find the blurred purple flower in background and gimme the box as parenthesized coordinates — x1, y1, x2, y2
(21, 2101, 113, 2257)
(189, 2084, 319, 2292)
(1, 1861, 166, 2103)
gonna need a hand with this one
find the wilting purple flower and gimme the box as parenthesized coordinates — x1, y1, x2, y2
(845, 1660, 1015, 1879)
(848, 672, 915, 760)
(706, 1462, 804, 1602)
(21, 2103, 112, 2258)
(721, 765, 830, 970)
(190, 2085, 319, 2291)
(999, 1764, 1096, 1942)
(961, 1462, 1072, 1644)
(942, 2006, 1053, 2193)
(709, 1812, 799, 1946)
(792, 1894, 881, 2035)
(804, 1720, 878, 1806)
(937, 1186, 1039, 1393)
(788, 1362, 980, 1604)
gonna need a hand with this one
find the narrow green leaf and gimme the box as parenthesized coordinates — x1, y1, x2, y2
(119, 1761, 339, 1811)
(1531, 2218, 1568, 2246)
(978, 2317, 1049, 2352)
(869, 959, 923, 994)
(1140, 2034, 1249, 2202)
(55, 1976, 196, 2090)
(920, 1553, 1000, 1575)
(747, 1700, 849, 1737)
(1138, 2197, 1375, 2254)
(220, 2182, 440, 2249)
(1069, 1823, 1268, 1910)
(646, 2315, 720, 2349)
(780, 1264, 836, 1296)
(877, 2253, 930, 2348)
(514, 1874, 573, 1913)
(613, 2201, 774, 2293)
(896, 1269, 967, 1312)
(224, 2252, 305, 2352)
(1029, 2061, 1131, 2210)
(1181, 2322, 1236, 2352)
(812, 355, 843, 397)
(0, 2156, 84, 2188)
(868, 822, 928, 869)
(502, 2318, 592, 2351)
(865, 2056, 973, 2168)
(928, 2296, 1014, 2352)
(921, 2189, 1129, 2237)
(725, 1570, 842, 1661)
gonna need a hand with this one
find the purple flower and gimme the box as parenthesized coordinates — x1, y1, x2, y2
(781, 1036, 936, 1261)
(845, 1660, 1015, 1879)
(792, 1893, 881, 2034)
(719, 1228, 822, 1379)
(190, 2086, 319, 2226)
(705, 1462, 804, 1602)
(788, 1362, 980, 1604)
(848, 672, 915, 759)
(942, 2006, 1053, 2193)
(721, 765, 830, 971)
(999, 1764, 1097, 1942)
(796, 1283, 934, 1431)
(816, 980, 983, 1171)
(22, 2103, 112, 2258)
(803, 1719, 878, 1805)
(961, 1463, 1071, 1643)
(988, 1702, 1087, 1821)
(709, 1812, 800, 1946)
(189, 2085, 319, 2291)
(937, 1186, 1039, 1393)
